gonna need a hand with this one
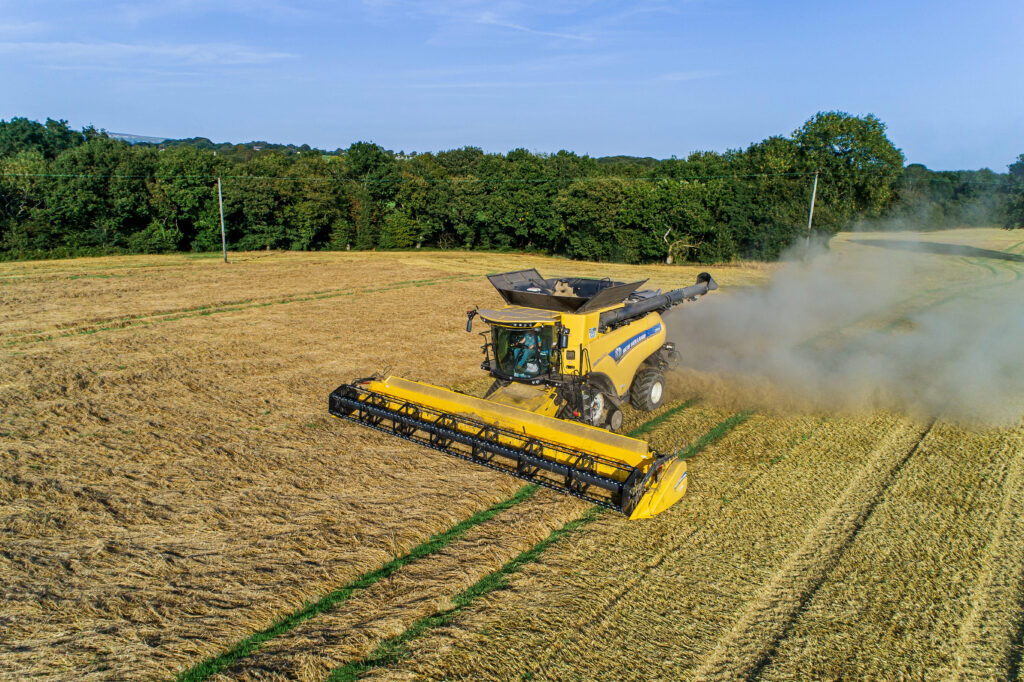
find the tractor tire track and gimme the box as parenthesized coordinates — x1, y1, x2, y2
(182, 400, 703, 681)
(693, 419, 935, 681)
(217, 491, 587, 682)
(519, 416, 906, 682)
(758, 422, 1023, 680)
(510, 413, 809, 682)
(345, 410, 760, 682)
(0, 251, 326, 283)
(379, 415, 880, 682)
(329, 506, 607, 682)
(174, 486, 544, 682)
(869, 256, 1019, 336)
(950, 426, 1024, 681)
(806, 248, 1020, 352)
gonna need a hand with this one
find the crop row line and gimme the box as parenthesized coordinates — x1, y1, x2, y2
(525, 410, 763, 681)
(804, 238, 1024, 353)
(327, 506, 607, 681)
(951, 427, 1024, 680)
(175, 397, 702, 680)
(330, 410, 752, 682)
(814, 257, 1023, 371)
(174, 485, 540, 682)
(695, 419, 935, 680)
(876, 257, 1024, 336)
(4, 273, 452, 342)
(0, 251, 334, 282)
(4, 274, 478, 348)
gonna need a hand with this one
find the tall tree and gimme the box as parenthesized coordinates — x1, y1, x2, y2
(792, 111, 904, 233)
(0, 117, 100, 160)
(341, 141, 400, 248)
(143, 145, 225, 252)
(40, 138, 154, 250)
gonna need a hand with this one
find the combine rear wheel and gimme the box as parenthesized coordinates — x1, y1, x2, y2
(630, 368, 665, 411)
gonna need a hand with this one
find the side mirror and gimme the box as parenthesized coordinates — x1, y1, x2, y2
(466, 310, 477, 333)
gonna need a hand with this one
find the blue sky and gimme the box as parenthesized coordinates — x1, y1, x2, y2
(1, 0, 1021, 170)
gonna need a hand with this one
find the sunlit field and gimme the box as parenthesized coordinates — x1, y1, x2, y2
(2, 229, 1022, 680)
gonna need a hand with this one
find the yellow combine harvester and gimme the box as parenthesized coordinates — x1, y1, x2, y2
(329, 269, 717, 519)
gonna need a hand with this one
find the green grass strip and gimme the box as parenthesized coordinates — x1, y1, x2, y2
(327, 506, 606, 682)
(626, 398, 700, 438)
(175, 484, 540, 682)
(176, 389, 697, 680)
(326, 409, 747, 680)
(677, 410, 754, 460)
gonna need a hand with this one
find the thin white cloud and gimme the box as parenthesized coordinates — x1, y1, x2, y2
(0, 40, 296, 66)
(475, 11, 592, 42)
(46, 64, 208, 78)
(113, 0, 320, 27)
(400, 78, 615, 89)
(0, 20, 48, 38)
(361, 0, 602, 45)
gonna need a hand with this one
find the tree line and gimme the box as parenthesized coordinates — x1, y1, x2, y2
(0, 113, 1019, 263)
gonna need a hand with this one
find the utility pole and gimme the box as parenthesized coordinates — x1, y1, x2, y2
(217, 177, 227, 263)
(805, 170, 819, 251)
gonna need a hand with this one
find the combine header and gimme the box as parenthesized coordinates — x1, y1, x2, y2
(330, 269, 716, 519)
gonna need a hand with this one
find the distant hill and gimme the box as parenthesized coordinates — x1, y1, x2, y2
(595, 155, 661, 168)
(108, 132, 169, 145)
(108, 132, 671, 168)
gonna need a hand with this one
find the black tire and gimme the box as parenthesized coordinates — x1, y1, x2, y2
(630, 368, 666, 411)
(606, 407, 623, 432)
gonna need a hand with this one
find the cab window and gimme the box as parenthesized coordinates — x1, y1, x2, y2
(492, 325, 554, 379)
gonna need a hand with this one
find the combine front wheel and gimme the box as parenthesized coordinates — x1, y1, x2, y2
(606, 407, 623, 432)
(630, 368, 665, 411)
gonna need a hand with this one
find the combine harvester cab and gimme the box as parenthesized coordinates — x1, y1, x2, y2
(330, 269, 716, 519)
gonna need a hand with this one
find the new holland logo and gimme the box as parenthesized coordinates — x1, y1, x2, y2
(610, 323, 662, 363)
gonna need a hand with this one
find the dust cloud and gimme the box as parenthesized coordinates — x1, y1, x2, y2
(664, 238, 1024, 424)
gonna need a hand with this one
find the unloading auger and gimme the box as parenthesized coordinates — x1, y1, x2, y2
(329, 269, 717, 519)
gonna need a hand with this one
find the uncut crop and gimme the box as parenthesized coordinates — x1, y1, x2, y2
(378, 412, 867, 680)
(759, 422, 1024, 680)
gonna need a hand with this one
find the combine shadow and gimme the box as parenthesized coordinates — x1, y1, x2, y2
(850, 239, 1024, 263)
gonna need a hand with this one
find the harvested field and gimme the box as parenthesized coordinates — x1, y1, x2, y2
(2, 228, 1023, 681)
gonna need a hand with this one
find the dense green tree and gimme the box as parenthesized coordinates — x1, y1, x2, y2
(218, 153, 294, 250)
(556, 178, 627, 261)
(890, 163, 1009, 229)
(286, 153, 347, 250)
(0, 114, 1013, 262)
(0, 151, 48, 250)
(145, 145, 226, 251)
(0, 117, 101, 160)
(31, 138, 154, 251)
(340, 141, 401, 248)
(378, 209, 419, 248)
(1008, 154, 1024, 229)
(792, 111, 905, 234)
